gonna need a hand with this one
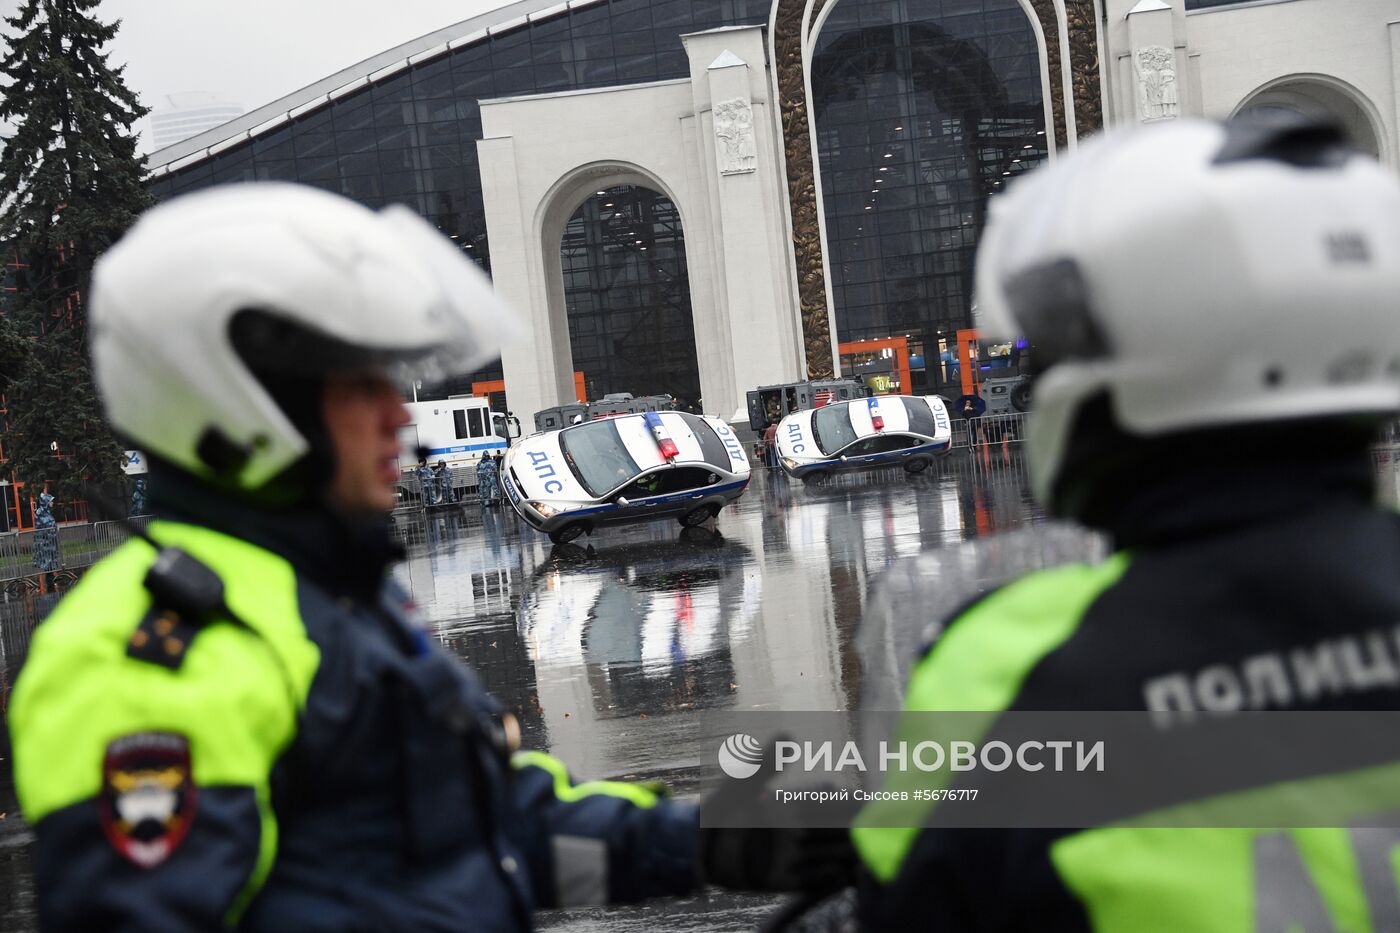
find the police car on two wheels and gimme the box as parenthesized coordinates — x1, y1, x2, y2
(503, 411, 751, 544)
(775, 395, 953, 484)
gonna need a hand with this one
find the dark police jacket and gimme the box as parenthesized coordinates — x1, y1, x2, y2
(853, 462, 1400, 931)
(9, 481, 698, 931)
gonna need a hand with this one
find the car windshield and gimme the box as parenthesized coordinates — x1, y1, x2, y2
(899, 397, 937, 438)
(811, 403, 858, 455)
(678, 413, 732, 470)
(559, 420, 641, 497)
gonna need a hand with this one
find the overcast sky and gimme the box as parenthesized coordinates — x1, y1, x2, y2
(2, 0, 506, 148)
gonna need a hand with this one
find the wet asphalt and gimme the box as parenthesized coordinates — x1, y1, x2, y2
(0, 446, 1064, 932)
(393, 449, 1050, 931)
(5, 446, 1400, 930)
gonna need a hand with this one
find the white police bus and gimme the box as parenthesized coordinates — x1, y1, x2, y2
(398, 397, 514, 472)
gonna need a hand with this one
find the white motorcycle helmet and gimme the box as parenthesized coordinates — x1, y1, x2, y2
(91, 183, 520, 493)
(975, 115, 1400, 519)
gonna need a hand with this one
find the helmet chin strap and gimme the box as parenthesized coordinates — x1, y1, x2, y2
(194, 427, 253, 480)
(184, 382, 337, 510)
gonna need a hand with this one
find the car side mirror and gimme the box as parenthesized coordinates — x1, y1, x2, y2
(616, 496, 631, 507)
(840, 455, 849, 462)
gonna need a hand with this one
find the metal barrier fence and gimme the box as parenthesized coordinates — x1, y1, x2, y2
(936, 440, 1033, 485)
(949, 412, 1028, 450)
(0, 516, 152, 585)
(752, 412, 1029, 463)
(0, 425, 1388, 580)
(393, 469, 485, 512)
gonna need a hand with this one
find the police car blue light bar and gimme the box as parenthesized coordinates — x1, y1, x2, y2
(644, 410, 680, 460)
(867, 397, 885, 431)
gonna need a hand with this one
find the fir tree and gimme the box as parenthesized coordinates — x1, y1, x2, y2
(0, 0, 151, 506)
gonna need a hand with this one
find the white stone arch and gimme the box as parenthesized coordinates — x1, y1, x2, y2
(532, 160, 699, 404)
(1233, 73, 1388, 166)
(477, 26, 805, 424)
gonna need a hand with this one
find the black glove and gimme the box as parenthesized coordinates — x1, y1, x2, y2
(698, 735, 857, 894)
(699, 823, 856, 894)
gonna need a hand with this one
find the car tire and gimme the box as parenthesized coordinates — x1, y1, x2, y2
(679, 525, 722, 546)
(801, 471, 828, 485)
(679, 505, 714, 528)
(903, 458, 930, 474)
(549, 522, 587, 545)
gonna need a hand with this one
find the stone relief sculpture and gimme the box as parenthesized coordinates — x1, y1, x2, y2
(714, 98, 758, 175)
(1135, 46, 1180, 121)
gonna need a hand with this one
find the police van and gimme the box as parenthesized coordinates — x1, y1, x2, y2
(533, 393, 677, 433)
(775, 394, 952, 482)
(398, 397, 515, 472)
(502, 411, 751, 544)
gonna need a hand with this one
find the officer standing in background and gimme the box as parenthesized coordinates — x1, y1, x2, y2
(30, 491, 59, 573)
(416, 457, 438, 506)
(432, 459, 454, 504)
(853, 117, 1400, 929)
(476, 450, 500, 506)
(8, 184, 836, 931)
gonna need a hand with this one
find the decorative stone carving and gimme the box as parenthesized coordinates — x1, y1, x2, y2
(1065, 0, 1103, 136)
(775, 0, 834, 378)
(714, 98, 758, 175)
(1026, 0, 1070, 150)
(1134, 45, 1180, 121)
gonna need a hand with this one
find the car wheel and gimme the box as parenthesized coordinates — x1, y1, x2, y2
(679, 505, 713, 528)
(903, 458, 930, 474)
(801, 471, 829, 485)
(549, 522, 587, 544)
(679, 525, 722, 546)
(548, 542, 590, 562)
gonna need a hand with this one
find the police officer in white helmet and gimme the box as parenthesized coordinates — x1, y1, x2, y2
(9, 184, 847, 931)
(850, 115, 1400, 930)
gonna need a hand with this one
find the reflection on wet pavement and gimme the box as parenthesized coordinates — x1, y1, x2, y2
(0, 448, 1047, 932)
(390, 450, 1045, 930)
(3, 447, 1399, 930)
(390, 453, 1041, 792)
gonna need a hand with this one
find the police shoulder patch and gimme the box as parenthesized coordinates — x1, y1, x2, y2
(99, 732, 198, 868)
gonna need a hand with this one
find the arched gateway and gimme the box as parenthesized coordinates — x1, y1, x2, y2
(478, 26, 806, 424)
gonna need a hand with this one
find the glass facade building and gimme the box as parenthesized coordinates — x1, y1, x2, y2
(812, 0, 1047, 395)
(149, 0, 769, 401)
(147, 0, 1046, 402)
(562, 186, 700, 407)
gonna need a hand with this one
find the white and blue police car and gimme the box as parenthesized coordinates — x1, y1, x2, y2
(775, 394, 952, 483)
(502, 411, 752, 544)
